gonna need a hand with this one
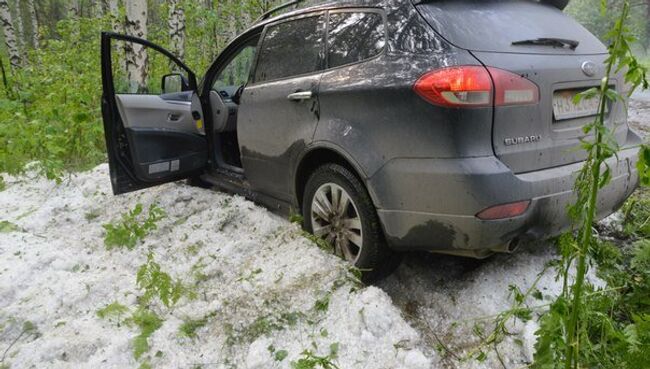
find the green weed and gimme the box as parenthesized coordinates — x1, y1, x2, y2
(84, 209, 101, 221)
(622, 188, 650, 238)
(290, 343, 340, 369)
(129, 308, 164, 360)
(0, 221, 19, 233)
(289, 212, 303, 224)
(103, 204, 166, 250)
(178, 311, 217, 339)
(96, 301, 129, 325)
(136, 253, 185, 308)
(268, 345, 289, 362)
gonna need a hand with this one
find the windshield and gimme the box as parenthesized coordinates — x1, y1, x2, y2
(417, 0, 606, 55)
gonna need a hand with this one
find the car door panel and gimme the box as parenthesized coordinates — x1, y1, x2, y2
(115, 94, 198, 132)
(237, 13, 326, 202)
(239, 76, 321, 201)
(101, 32, 207, 195)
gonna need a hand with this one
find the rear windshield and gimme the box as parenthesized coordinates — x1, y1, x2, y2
(417, 0, 606, 55)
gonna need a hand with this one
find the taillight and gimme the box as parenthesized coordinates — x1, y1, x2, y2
(414, 66, 539, 107)
(414, 66, 492, 107)
(476, 200, 531, 220)
(487, 67, 540, 106)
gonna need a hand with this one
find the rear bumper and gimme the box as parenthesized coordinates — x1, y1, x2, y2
(369, 145, 640, 254)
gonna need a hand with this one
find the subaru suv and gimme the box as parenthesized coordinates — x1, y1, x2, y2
(101, 0, 641, 280)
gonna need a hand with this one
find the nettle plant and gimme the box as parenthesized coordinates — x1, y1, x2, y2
(474, 2, 650, 368)
(536, 2, 648, 368)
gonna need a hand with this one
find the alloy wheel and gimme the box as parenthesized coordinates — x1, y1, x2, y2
(310, 183, 364, 263)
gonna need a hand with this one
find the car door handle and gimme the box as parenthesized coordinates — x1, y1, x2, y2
(167, 113, 181, 121)
(287, 91, 313, 101)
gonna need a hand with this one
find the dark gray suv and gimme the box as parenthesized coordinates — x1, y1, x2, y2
(101, 0, 641, 280)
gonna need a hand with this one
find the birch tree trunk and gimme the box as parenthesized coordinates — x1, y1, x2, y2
(0, 0, 21, 69)
(68, 0, 80, 18)
(168, 0, 185, 60)
(646, 0, 650, 51)
(104, 0, 122, 33)
(12, 0, 24, 51)
(92, 0, 103, 18)
(125, 0, 148, 92)
(26, 0, 38, 48)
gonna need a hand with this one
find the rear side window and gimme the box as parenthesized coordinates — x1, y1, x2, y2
(254, 15, 325, 82)
(327, 11, 385, 68)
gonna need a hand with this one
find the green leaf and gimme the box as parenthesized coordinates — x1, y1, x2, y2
(0, 220, 20, 233)
(274, 349, 288, 362)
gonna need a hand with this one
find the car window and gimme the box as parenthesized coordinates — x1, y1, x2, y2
(212, 42, 258, 98)
(111, 39, 190, 95)
(327, 11, 385, 69)
(254, 15, 325, 83)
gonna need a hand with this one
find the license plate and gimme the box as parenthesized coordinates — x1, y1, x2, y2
(552, 90, 601, 121)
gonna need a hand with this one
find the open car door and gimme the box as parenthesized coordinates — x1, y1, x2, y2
(101, 32, 207, 195)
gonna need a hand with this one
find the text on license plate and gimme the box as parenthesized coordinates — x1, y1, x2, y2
(552, 90, 601, 121)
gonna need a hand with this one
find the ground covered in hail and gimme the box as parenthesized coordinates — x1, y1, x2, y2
(0, 164, 604, 369)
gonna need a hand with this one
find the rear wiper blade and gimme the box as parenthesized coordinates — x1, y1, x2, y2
(512, 38, 579, 50)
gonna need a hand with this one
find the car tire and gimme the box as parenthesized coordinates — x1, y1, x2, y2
(302, 163, 400, 282)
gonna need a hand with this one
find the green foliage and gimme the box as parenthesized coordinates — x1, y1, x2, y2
(136, 252, 185, 308)
(289, 212, 304, 224)
(268, 344, 290, 362)
(103, 204, 166, 250)
(0, 17, 110, 180)
(0, 220, 19, 233)
(531, 3, 650, 368)
(96, 301, 129, 324)
(227, 311, 303, 345)
(622, 188, 650, 238)
(529, 238, 650, 369)
(129, 308, 164, 360)
(178, 311, 217, 339)
(638, 145, 650, 187)
(565, 0, 649, 49)
(290, 344, 340, 369)
(275, 349, 289, 362)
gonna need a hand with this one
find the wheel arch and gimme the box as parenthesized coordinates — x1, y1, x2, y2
(294, 144, 377, 212)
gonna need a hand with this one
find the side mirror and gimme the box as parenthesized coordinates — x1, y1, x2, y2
(162, 73, 189, 94)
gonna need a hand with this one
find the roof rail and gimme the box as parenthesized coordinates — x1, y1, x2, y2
(255, 0, 306, 23)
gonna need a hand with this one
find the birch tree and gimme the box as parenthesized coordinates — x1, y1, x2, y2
(0, 0, 21, 69)
(26, 0, 38, 48)
(68, 0, 80, 18)
(125, 0, 148, 92)
(12, 0, 24, 52)
(103, 0, 122, 33)
(168, 0, 185, 60)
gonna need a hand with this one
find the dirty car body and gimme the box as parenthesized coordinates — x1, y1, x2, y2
(100, 0, 641, 275)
